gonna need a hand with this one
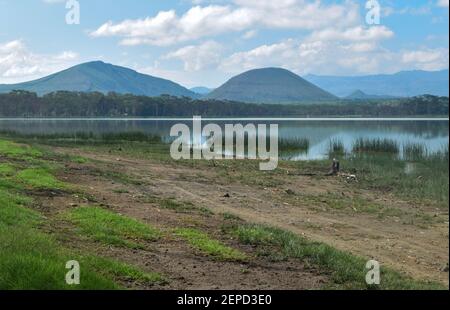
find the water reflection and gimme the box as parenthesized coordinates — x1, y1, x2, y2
(1, 119, 448, 160)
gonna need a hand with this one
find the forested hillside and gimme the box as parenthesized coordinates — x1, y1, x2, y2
(0, 91, 448, 117)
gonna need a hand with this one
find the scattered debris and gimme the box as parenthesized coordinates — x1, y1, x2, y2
(340, 173, 358, 183)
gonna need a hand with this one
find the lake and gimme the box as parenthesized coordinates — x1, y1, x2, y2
(1, 118, 448, 160)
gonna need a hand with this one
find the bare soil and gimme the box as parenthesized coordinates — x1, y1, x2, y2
(45, 146, 449, 287)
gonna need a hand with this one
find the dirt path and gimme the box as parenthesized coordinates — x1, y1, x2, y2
(55, 147, 449, 286)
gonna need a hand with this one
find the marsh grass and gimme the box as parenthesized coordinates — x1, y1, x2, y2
(345, 149, 449, 208)
(279, 137, 309, 152)
(175, 228, 247, 262)
(403, 143, 427, 161)
(328, 138, 345, 156)
(352, 138, 399, 154)
(233, 224, 445, 289)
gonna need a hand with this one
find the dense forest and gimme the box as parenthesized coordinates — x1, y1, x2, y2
(0, 90, 448, 117)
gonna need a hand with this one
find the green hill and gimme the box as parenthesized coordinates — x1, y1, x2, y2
(0, 61, 199, 98)
(345, 90, 397, 100)
(205, 68, 337, 104)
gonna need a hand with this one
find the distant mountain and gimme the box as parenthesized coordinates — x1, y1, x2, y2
(205, 68, 337, 104)
(345, 90, 397, 100)
(190, 87, 213, 95)
(0, 61, 199, 98)
(305, 70, 449, 98)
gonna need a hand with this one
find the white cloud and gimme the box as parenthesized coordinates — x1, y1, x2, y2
(219, 21, 398, 75)
(437, 0, 449, 8)
(90, 0, 360, 46)
(0, 40, 79, 84)
(242, 30, 257, 39)
(402, 48, 449, 71)
(164, 41, 222, 71)
(307, 26, 394, 42)
(91, 6, 255, 46)
(220, 34, 448, 76)
(139, 60, 224, 88)
(220, 39, 296, 72)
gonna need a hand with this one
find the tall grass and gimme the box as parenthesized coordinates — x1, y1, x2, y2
(328, 138, 345, 156)
(345, 144, 449, 208)
(403, 142, 427, 161)
(352, 138, 399, 154)
(279, 137, 309, 153)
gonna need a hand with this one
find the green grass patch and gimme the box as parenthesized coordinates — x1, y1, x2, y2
(70, 155, 89, 164)
(0, 226, 120, 290)
(0, 171, 163, 289)
(0, 226, 164, 289)
(16, 168, 67, 190)
(0, 188, 38, 228)
(66, 206, 160, 249)
(233, 224, 445, 290)
(82, 255, 166, 286)
(175, 228, 247, 262)
(0, 139, 42, 160)
(0, 163, 16, 176)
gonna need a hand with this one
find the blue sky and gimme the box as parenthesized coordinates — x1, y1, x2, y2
(0, 0, 448, 88)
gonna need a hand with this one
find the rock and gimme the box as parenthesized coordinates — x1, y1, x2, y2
(223, 193, 231, 198)
(285, 189, 295, 195)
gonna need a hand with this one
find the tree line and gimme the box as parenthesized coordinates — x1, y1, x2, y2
(0, 90, 448, 117)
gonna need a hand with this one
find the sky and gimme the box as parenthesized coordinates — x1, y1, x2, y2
(0, 0, 448, 88)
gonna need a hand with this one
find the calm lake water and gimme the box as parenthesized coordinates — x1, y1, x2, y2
(1, 118, 448, 160)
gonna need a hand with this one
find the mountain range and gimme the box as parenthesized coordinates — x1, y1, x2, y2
(0, 61, 199, 98)
(305, 70, 449, 98)
(345, 90, 398, 100)
(0, 61, 448, 102)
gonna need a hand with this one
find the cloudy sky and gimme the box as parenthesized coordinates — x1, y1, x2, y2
(0, 0, 448, 87)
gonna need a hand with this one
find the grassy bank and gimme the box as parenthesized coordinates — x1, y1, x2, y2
(0, 139, 165, 289)
(0, 134, 448, 289)
(343, 147, 449, 208)
(230, 224, 445, 290)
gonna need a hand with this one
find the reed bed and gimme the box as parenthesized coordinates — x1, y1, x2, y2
(352, 138, 399, 154)
(328, 138, 345, 156)
(278, 137, 309, 152)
